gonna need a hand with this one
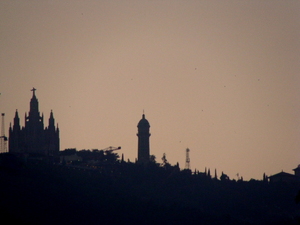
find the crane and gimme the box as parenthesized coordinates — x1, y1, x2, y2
(101, 146, 121, 153)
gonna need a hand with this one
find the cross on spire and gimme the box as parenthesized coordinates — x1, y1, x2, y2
(31, 87, 36, 95)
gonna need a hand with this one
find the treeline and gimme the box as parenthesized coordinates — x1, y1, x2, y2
(0, 152, 300, 224)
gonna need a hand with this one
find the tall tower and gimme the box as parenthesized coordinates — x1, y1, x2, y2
(185, 148, 190, 170)
(137, 114, 151, 164)
(0, 113, 7, 153)
(24, 88, 45, 154)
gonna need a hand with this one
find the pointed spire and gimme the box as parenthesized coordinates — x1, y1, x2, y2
(50, 110, 53, 118)
(29, 88, 39, 118)
(13, 110, 20, 130)
(14, 109, 19, 118)
(48, 110, 55, 129)
(14, 110, 19, 121)
(30, 87, 38, 103)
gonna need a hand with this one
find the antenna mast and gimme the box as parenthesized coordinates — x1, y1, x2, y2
(0, 113, 7, 153)
(185, 148, 190, 170)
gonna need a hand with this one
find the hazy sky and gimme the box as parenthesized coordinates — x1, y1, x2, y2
(1, 1, 299, 180)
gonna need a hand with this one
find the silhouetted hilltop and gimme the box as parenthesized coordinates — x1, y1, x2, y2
(1, 152, 300, 225)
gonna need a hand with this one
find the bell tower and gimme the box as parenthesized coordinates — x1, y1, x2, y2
(137, 114, 151, 164)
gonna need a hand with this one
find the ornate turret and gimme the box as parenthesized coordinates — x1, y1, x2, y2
(13, 110, 20, 131)
(137, 114, 150, 128)
(137, 114, 151, 164)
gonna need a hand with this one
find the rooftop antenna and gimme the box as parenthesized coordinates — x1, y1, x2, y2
(0, 113, 7, 153)
(185, 148, 190, 170)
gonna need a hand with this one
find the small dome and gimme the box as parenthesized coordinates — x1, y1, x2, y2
(137, 114, 150, 127)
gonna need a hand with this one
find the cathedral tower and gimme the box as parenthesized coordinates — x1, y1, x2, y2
(137, 114, 151, 164)
(9, 88, 60, 156)
(24, 88, 45, 154)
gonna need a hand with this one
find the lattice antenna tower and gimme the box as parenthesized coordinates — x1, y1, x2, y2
(185, 148, 190, 170)
(0, 113, 7, 153)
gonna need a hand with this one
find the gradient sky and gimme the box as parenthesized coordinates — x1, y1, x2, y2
(1, 1, 299, 180)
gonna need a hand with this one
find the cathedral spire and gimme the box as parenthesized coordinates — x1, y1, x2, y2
(29, 87, 39, 119)
(48, 110, 55, 129)
(50, 110, 54, 118)
(13, 110, 20, 130)
(14, 109, 19, 120)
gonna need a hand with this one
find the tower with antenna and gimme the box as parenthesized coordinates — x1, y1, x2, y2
(137, 113, 151, 164)
(185, 148, 190, 170)
(0, 113, 8, 153)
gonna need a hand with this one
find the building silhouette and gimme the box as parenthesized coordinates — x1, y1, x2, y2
(9, 88, 59, 156)
(268, 165, 300, 183)
(137, 114, 150, 164)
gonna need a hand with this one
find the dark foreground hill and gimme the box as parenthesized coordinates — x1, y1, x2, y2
(0, 159, 300, 224)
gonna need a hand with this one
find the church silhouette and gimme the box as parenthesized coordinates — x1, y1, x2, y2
(9, 88, 59, 156)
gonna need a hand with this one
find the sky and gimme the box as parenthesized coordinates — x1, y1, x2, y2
(1, 0, 299, 180)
